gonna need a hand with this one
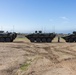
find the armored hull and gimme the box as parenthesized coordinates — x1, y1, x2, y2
(0, 31, 17, 42)
(25, 31, 56, 43)
(61, 31, 76, 42)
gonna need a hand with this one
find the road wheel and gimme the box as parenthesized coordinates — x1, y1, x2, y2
(47, 38, 52, 42)
(5, 38, 11, 42)
(74, 39, 76, 42)
(30, 38, 34, 42)
(11, 39, 13, 42)
(0, 38, 5, 42)
(36, 38, 41, 42)
(69, 39, 74, 42)
(66, 40, 69, 42)
(42, 38, 46, 42)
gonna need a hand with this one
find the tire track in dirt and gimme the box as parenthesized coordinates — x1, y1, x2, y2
(54, 45, 76, 56)
(14, 44, 59, 63)
(42, 47, 59, 63)
(7, 43, 76, 75)
(50, 45, 76, 62)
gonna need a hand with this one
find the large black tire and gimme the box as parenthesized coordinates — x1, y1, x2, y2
(11, 39, 13, 42)
(65, 39, 69, 42)
(5, 38, 11, 42)
(42, 38, 46, 42)
(47, 38, 52, 42)
(74, 39, 76, 42)
(30, 38, 34, 42)
(69, 39, 74, 42)
(66, 40, 69, 42)
(0, 38, 5, 42)
(36, 38, 41, 42)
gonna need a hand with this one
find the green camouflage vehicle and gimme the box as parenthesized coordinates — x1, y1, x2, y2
(0, 31, 17, 42)
(61, 31, 76, 42)
(25, 31, 56, 43)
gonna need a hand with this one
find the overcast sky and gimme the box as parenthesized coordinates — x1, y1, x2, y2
(0, 0, 76, 33)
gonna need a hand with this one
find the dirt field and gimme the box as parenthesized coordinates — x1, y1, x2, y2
(0, 37, 76, 75)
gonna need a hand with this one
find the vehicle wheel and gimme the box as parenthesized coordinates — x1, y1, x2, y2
(66, 40, 69, 42)
(47, 38, 52, 42)
(0, 38, 5, 42)
(74, 39, 76, 42)
(5, 38, 11, 42)
(42, 38, 46, 42)
(11, 39, 13, 42)
(69, 39, 74, 42)
(36, 38, 41, 42)
(30, 38, 34, 42)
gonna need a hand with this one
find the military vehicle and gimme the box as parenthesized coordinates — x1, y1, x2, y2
(0, 31, 17, 42)
(61, 31, 76, 42)
(25, 31, 56, 43)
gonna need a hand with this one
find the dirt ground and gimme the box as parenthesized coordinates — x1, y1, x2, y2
(0, 38, 76, 75)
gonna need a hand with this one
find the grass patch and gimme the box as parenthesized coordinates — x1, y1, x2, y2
(20, 63, 31, 71)
(20, 56, 43, 71)
(14, 37, 30, 42)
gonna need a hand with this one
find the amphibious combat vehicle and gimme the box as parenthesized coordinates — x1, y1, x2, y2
(25, 31, 56, 43)
(61, 31, 76, 42)
(0, 31, 17, 42)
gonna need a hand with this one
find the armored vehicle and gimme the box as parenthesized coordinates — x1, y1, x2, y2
(25, 31, 56, 43)
(0, 31, 17, 42)
(61, 31, 76, 42)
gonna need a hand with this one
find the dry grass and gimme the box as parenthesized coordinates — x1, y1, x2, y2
(14, 37, 30, 43)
